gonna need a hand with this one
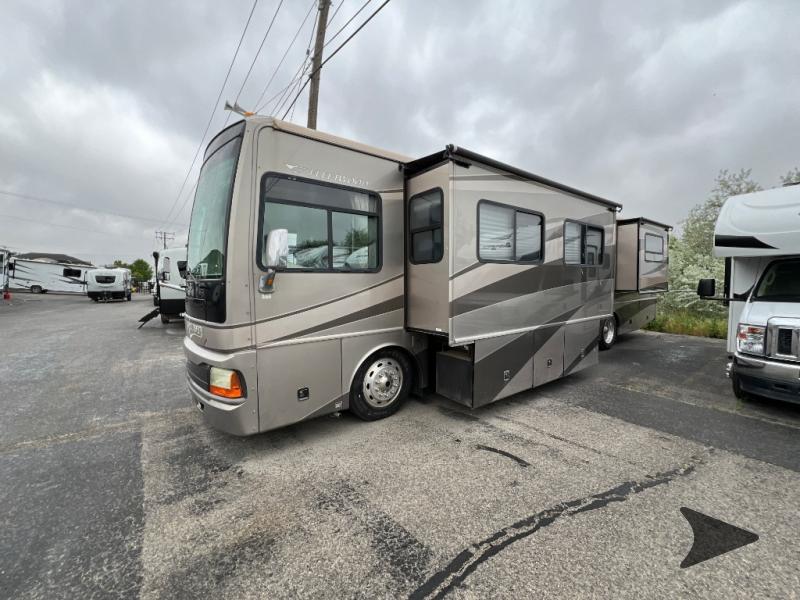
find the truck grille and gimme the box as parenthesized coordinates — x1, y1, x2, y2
(777, 328, 794, 356)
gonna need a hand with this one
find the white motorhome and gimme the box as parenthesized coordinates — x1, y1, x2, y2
(601, 217, 671, 348)
(8, 257, 92, 294)
(154, 246, 187, 323)
(183, 117, 620, 436)
(86, 267, 132, 302)
(698, 182, 800, 404)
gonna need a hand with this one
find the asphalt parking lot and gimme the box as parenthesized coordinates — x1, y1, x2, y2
(1, 294, 799, 599)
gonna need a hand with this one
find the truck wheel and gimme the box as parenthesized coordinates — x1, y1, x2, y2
(30, 285, 43, 294)
(160, 314, 170, 324)
(731, 374, 749, 401)
(599, 316, 617, 350)
(350, 349, 412, 421)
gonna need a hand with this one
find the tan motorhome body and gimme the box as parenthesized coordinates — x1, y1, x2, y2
(184, 117, 621, 435)
(607, 218, 670, 344)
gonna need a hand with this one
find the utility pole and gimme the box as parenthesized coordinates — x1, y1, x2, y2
(307, 0, 331, 130)
(154, 231, 175, 250)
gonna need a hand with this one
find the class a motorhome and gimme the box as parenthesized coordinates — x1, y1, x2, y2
(86, 267, 132, 302)
(154, 246, 187, 323)
(698, 182, 800, 404)
(601, 217, 671, 348)
(183, 117, 620, 436)
(8, 256, 93, 294)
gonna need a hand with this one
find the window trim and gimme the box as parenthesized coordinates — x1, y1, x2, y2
(476, 199, 545, 265)
(256, 172, 382, 274)
(643, 232, 666, 263)
(408, 187, 444, 265)
(563, 219, 605, 266)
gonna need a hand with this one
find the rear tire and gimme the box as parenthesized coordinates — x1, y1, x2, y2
(160, 313, 170, 324)
(350, 349, 412, 421)
(31, 285, 43, 294)
(599, 316, 617, 350)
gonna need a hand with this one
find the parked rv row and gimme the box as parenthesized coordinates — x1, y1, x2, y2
(178, 117, 677, 437)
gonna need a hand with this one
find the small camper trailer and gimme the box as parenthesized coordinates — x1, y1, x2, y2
(601, 217, 671, 348)
(86, 267, 132, 302)
(183, 117, 620, 436)
(154, 246, 187, 322)
(698, 183, 800, 404)
(8, 256, 92, 294)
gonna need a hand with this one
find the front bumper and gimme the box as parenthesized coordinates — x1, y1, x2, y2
(733, 353, 800, 404)
(184, 336, 260, 436)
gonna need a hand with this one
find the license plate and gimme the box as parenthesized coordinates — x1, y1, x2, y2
(187, 322, 203, 338)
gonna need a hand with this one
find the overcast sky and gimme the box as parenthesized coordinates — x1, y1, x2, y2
(1, 0, 798, 265)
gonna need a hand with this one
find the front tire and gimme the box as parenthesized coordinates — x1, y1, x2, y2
(599, 316, 617, 350)
(350, 349, 412, 421)
(30, 285, 43, 294)
(731, 373, 749, 401)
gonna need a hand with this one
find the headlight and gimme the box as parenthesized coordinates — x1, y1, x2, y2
(209, 367, 244, 399)
(737, 324, 765, 355)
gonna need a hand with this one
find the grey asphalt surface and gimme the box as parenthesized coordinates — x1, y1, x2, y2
(1, 294, 799, 599)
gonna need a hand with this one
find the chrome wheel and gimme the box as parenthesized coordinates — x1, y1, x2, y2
(602, 317, 616, 345)
(362, 358, 403, 408)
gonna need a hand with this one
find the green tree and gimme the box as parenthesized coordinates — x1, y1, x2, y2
(664, 167, 798, 315)
(128, 258, 153, 282)
(112, 259, 130, 269)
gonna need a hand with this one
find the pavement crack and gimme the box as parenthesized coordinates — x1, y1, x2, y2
(409, 454, 705, 600)
(475, 444, 530, 468)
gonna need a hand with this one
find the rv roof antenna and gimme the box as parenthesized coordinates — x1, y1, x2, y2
(224, 101, 254, 117)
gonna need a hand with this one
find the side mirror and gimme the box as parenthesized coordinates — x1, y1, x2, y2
(697, 278, 716, 298)
(264, 228, 289, 268)
(177, 261, 187, 280)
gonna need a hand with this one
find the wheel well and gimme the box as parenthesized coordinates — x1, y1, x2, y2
(348, 345, 421, 396)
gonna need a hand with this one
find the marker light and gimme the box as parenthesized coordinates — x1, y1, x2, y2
(209, 367, 244, 399)
(736, 324, 765, 355)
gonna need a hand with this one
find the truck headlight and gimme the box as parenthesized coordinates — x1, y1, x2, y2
(209, 367, 244, 399)
(737, 324, 765, 355)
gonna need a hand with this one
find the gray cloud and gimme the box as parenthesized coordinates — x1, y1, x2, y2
(1, 0, 798, 264)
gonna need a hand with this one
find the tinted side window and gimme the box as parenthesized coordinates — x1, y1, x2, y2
(260, 175, 380, 272)
(478, 201, 544, 263)
(409, 189, 443, 264)
(564, 221, 604, 265)
(644, 233, 665, 262)
(63, 268, 82, 277)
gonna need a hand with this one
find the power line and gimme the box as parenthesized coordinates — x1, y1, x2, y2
(163, 0, 287, 230)
(160, 0, 260, 227)
(324, 0, 372, 49)
(0, 212, 142, 237)
(230, 0, 286, 106)
(252, 0, 318, 112)
(0, 189, 187, 227)
(281, 0, 392, 121)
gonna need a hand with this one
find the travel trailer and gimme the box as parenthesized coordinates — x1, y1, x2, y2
(8, 256, 92, 294)
(86, 267, 132, 302)
(698, 182, 800, 404)
(601, 217, 671, 348)
(183, 117, 620, 436)
(154, 246, 187, 323)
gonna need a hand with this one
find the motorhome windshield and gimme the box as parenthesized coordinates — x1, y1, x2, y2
(187, 134, 242, 279)
(753, 259, 800, 302)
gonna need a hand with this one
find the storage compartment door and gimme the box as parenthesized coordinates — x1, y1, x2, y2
(533, 325, 565, 387)
(564, 320, 599, 376)
(257, 340, 342, 432)
(473, 332, 534, 407)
